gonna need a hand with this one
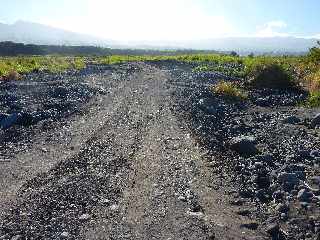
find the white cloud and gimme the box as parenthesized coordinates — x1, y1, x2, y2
(255, 20, 289, 37)
(38, 0, 236, 41)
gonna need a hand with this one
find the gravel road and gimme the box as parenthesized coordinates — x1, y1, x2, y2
(0, 61, 319, 240)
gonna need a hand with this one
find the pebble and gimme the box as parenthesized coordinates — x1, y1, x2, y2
(11, 236, 22, 240)
(78, 213, 91, 221)
(60, 232, 69, 238)
(110, 204, 119, 211)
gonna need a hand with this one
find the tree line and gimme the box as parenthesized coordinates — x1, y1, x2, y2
(0, 41, 219, 56)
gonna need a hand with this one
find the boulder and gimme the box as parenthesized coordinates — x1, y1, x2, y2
(229, 136, 259, 156)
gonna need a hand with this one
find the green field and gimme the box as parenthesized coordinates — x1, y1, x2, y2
(1, 44, 319, 106)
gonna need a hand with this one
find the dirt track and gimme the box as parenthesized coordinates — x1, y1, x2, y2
(0, 62, 319, 240)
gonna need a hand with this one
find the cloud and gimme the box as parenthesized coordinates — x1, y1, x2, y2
(255, 20, 289, 37)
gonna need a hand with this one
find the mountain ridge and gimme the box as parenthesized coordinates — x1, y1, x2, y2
(0, 20, 319, 53)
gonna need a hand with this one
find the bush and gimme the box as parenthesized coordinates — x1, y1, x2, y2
(247, 63, 295, 89)
(305, 70, 320, 92)
(306, 91, 320, 108)
(4, 70, 21, 81)
(307, 41, 320, 63)
(211, 81, 247, 101)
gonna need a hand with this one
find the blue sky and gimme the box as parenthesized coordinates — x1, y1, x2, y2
(0, 0, 319, 41)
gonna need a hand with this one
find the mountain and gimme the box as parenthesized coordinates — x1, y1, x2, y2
(0, 21, 115, 46)
(0, 20, 318, 54)
(124, 37, 319, 54)
(183, 37, 319, 54)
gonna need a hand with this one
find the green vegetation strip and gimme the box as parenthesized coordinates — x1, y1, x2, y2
(0, 42, 319, 106)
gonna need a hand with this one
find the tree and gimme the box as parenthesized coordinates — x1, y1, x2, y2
(230, 51, 239, 57)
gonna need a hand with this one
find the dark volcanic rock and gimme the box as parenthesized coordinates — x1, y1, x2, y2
(282, 115, 301, 124)
(229, 136, 259, 156)
(311, 113, 320, 128)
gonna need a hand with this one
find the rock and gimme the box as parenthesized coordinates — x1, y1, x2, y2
(311, 113, 320, 128)
(16, 112, 35, 126)
(11, 236, 22, 240)
(276, 203, 289, 213)
(310, 176, 320, 186)
(265, 223, 280, 237)
(78, 213, 91, 221)
(0, 113, 20, 129)
(310, 150, 320, 159)
(254, 173, 271, 189)
(278, 172, 300, 186)
(240, 222, 259, 230)
(110, 204, 119, 211)
(297, 189, 314, 202)
(236, 209, 251, 216)
(229, 136, 259, 156)
(256, 97, 270, 107)
(198, 98, 217, 115)
(60, 232, 69, 238)
(282, 115, 301, 124)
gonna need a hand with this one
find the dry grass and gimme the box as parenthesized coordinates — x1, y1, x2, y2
(211, 81, 247, 101)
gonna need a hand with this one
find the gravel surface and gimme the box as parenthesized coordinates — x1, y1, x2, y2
(0, 61, 319, 240)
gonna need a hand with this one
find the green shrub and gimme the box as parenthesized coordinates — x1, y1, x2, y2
(211, 81, 247, 101)
(306, 91, 320, 108)
(307, 41, 320, 63)
(247, 63, 296, 89)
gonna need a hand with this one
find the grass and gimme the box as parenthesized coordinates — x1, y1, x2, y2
(305, 91, 320, 108)
(0, 56, 86, 77)
(1, 48, 319, 106)
(211, 81, 247, 101)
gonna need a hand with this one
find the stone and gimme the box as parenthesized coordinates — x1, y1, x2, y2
(0, 113, 20, 129)
(110, 204, 119, 211)
(256, 97, 270, 107)
(297, 189, 314, 202)
(282, 116, 301, 124)
(236, 209, 251, 216)
(60, 232, 69, 238)
(79, 213, 91, 221)
(278, 172, 300, 185)
(310, 176, 320, 186)
(265, 223, 280, 236)
(310, 150, 320, 159)
(229, 136, 259, 156)
(11, 236, 22, 240)
(276, 203, 289, 213)
(311, 113, 320, 128)
(240, 222, 259, 230)
(198, 98, 217, 115)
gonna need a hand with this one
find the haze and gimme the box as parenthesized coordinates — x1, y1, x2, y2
(1, 0, 319, 42)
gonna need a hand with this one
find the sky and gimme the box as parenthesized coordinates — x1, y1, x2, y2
(0, 0, 319, 41)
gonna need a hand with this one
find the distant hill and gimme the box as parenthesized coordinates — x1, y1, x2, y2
(125, 37, 319, 55)
(0, 21, 115, 46)
(0, 21, 319, 54)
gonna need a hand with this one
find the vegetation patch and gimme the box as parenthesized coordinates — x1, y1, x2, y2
(193, 64, 245, 78)
(246, 63, 296, 89)
(0, 56, 86, 77)
(211, 81, 247, 101)
(305, 91, 320, 108)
